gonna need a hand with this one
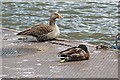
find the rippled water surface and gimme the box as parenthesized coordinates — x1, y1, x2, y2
(2, 1, 118, 44)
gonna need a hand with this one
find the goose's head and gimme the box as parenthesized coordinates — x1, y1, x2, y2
(50, 12, 63, 19)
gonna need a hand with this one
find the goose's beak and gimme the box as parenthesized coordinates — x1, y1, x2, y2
(58, 14, 63, 19)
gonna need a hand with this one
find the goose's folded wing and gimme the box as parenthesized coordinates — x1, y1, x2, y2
(17, 24, 53, 37)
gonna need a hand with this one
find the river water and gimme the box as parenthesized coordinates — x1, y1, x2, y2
(2, 1, 118, 45)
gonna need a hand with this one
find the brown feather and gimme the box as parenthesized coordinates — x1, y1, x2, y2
(17, 24, 53, 37)
(59, 47, 81, 55)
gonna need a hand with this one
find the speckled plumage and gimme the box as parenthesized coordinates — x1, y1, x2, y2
(58, 44, 90, 62)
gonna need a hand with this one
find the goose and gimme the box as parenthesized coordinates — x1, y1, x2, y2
(58, 44, 90, 63)
(17, 12, 62, 42)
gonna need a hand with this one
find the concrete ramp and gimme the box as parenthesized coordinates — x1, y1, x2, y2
(0, 27, 119, 78)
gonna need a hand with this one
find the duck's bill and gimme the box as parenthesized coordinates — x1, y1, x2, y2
(60, 59, 66, 63)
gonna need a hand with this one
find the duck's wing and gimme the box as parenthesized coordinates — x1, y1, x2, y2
(59, 47, 79, 55)
(17, 24, 53, 37)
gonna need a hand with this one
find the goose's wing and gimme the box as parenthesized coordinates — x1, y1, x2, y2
(17, 24, 53, 37)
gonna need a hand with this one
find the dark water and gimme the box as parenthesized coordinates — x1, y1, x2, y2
(2, 2, 118, 45)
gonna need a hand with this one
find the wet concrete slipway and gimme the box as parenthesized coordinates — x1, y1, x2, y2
(0, 27, 119, 79)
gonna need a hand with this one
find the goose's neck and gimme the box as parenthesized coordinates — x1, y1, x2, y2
(49, 17, 56, 26)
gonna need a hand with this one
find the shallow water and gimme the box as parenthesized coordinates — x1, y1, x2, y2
(2, 1, 118, 45)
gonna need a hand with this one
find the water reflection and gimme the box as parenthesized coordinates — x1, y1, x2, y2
(2, 2, 118, 44)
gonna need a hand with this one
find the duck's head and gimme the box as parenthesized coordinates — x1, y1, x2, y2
(78, 44, 88, 53)
(50, 11, 63, 19)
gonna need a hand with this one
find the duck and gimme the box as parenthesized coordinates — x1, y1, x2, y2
(58, 44, 90, 63)
(17, 12, 62, 42)
(96, 43, 109, 50)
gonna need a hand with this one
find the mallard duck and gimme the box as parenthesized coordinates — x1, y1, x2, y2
(96, 43, 109, 50)
(17, 12, 62, 42)
(58, 44, 90, 63)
